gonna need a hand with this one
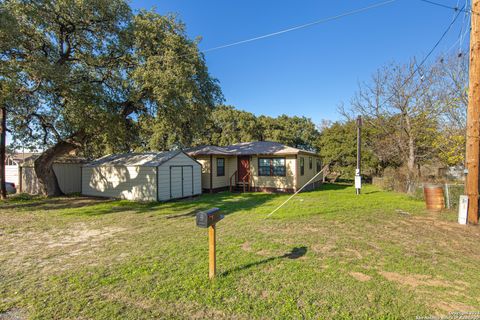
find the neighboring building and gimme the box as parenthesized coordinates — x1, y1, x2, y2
(82, 151, 202, 201)
(6, 152, 39, 187)
(19, 156, 86, 194)
(186, 141, 322, 193)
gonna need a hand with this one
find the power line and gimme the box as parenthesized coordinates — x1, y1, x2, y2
(419, 0, 478, 14)
(266, 5, 465, 218)
(379, 3, 466, 107)
(201, 0, 397, 54)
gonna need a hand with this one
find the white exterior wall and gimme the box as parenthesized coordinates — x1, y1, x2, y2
(157, 152, 201, 201)
(82, 166, 157, 201)
(20, 163, 83, 194)
(6, 165, 19, 185)
(54, 163, 83, 194)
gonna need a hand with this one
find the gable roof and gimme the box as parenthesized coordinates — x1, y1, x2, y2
(186, 141, 318, 157)
(85, 151, 182, 167)
(186, 145, 233, 156)
(8, 152, 40, 164)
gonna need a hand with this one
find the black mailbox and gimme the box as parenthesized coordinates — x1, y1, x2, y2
(196, 208, 224, 228)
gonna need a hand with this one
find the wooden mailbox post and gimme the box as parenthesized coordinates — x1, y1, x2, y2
(196, 208, 224, 279)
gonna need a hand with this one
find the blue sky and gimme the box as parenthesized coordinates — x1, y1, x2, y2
(6, 1, 470, 146)
(130, 0, 470, 124)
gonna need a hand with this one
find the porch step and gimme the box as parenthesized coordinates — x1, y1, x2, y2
(232, 183, 251, 192)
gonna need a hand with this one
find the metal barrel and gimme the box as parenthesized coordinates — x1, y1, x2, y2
(423, 184, 445, 212)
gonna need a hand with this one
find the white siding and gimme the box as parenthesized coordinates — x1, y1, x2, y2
(157, 152, 202, 201)
(54, 163, 83, 194)
(20, 164, 83, 194)
(6, 165, 19, 185)
(82, 166, 157, 201)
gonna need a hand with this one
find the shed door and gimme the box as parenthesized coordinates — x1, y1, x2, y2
(182, 166, 193, 197)
(169, 166, 194, 199)
(170, 166, 183, 199)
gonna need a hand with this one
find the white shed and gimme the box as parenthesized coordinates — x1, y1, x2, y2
(20, 157, 86, 195)
(82, 151, 202, 201)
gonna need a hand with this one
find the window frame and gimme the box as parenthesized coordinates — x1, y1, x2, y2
(300, 157, 305, 176)
(316, 159, 321, 173)
(216, 157, 225, 176)
(258, 157, 286, 177)
(309, 157, 313, 170)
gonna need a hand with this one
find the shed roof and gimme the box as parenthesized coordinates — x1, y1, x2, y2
(21, 155, 88, 167)
(186, 141, 318, 157)
(85, 151, 182, 167)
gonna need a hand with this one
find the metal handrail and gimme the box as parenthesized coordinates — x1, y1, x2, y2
(229, 170, 237, 192)
(241, 171, 251, 192)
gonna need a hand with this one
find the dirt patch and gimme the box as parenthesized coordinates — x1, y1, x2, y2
(1, 223, 128, 273)
(350, 272, 371, 282)
(0, 308, 26, 320)
(46, 224, 126, 248)
(379, 271, 452, 288)
(241, 242, 252, 252)
(344, 248, 363, 259)
(435, 301, 477, 314)
(102, 291, 242, 319)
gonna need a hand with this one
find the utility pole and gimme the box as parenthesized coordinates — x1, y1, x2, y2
(465, 0, 480, 224)
(355, 116, 362, 195)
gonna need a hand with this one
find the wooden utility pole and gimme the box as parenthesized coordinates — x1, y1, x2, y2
(465, 0, 480, 224)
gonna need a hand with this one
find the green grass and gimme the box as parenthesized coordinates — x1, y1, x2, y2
(1, 184, 479, 319)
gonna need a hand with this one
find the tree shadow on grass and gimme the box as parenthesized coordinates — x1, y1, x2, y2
(319, 183, 351, 191)
(3, 185, 348, 217)
(8, 191, 281, 217)
(0, 197, 116, 211)
(220, 246, 308, 277)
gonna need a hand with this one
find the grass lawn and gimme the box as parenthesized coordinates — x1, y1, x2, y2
(1, 184, 479, 319)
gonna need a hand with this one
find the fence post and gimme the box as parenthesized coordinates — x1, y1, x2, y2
(445, 183, 450, 209)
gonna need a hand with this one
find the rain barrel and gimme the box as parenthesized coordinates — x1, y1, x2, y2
(423, 184, 445, 212)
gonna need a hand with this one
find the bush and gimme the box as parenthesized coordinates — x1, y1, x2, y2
(8, 193, 40, 202)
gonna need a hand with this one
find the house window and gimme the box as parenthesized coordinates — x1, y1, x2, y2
(258, 158, 286, 176)
(217, 158, 225, 176)
(300, 157, 304, 176)
(309, 157, 312, 170)
(316, 159, 321, 173)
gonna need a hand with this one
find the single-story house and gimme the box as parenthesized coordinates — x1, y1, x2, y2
(186, 141, 322, 193)
(82, 151, 202, 201)
(19, 156, 86, 194)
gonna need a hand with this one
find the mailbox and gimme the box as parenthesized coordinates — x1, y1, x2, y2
(196, 208, 224, 228)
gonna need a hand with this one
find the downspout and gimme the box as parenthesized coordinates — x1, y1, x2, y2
(209, 154, 213, 193)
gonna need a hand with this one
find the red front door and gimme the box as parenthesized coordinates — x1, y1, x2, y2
(238, 156, 250, 182)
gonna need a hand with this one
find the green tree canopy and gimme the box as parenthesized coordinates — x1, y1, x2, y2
(2, 0, 222, 195)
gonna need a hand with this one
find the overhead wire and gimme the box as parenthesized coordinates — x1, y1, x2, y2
(418, 0, 477, 14)
(378, 2, 465, 109)
(198, 0, 397, 54)
(265, 3, 466, 219)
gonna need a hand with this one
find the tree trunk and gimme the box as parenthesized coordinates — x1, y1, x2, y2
(406, 138, 416, 194)
(0, 106, 6, 199)
(405, 116, 417, 194)
(34, 140, 77, 197)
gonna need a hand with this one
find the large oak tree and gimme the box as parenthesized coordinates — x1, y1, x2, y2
(2, 0, 222, 196)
